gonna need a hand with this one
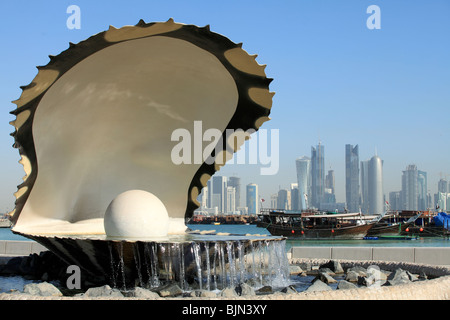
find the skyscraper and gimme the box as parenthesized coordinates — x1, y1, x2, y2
(402, 164, 418, 210)
(311, 143, 325, 208)
(361, 155, 383, 214)
(295, 156, 311, 210)
(226, 186, 236, 213)
(345, 144, 360, 212)
(277, 189, 288, 210)
(208, 175, 227, 213)
(228, 177, 241, 208)
(246, 183, 259, 214)
(417, 170, 428, 210)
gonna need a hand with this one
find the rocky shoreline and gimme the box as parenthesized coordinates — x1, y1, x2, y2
(1, 252, 449, 300)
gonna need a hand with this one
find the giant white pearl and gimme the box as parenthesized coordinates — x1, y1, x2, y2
(104, 190, 169, 239)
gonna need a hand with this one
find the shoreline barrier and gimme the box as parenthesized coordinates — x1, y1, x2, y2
(289, 246, 450, 266)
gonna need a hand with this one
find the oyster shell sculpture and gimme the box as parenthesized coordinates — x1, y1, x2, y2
(9, 19, 274, 239)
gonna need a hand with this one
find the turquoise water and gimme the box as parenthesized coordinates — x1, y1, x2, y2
(2, 225, 449, 250)
(187, 224, 450, 250)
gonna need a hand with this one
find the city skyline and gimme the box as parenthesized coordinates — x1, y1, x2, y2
(0, 1, 449, 214)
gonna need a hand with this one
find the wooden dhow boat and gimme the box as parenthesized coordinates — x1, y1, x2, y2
(257, 209, 375, 240)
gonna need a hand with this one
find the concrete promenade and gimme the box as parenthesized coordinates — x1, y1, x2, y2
(289, 246, 450, 266)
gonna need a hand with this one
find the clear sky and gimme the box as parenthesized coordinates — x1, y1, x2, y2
(0, 0, 449, 212)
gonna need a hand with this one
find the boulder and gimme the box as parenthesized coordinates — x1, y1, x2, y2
(131, 287, 160, 299)
(386, 269, 411, 286)
(345, 270, 361, 282)
(337, 280, 358, 290)
(220, 287, 239, 297)
(317, 271, 337, 284)
(319, 260, 344, 274)
(289, 265, 304, 275)
(305, 279, 332, 292)
(195, 290, 218, 298)
(235, 283, 255, 296)
(23, 282, 63, 297)
(256, 285, 273, 294)
(153, 283, 183, 297)
(346, 265, 367, 277)
(84, 285, 124, 297)
(281, 285, 298, 294)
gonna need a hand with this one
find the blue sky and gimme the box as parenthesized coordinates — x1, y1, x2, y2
(0, 0, 449, 212)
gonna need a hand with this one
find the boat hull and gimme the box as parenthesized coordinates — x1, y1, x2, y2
(262, 222, 374, 240)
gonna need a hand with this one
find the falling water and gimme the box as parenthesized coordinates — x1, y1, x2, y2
(108, 237, 291, 292)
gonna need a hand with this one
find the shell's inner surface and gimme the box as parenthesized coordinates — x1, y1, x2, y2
(12, 35, 238, 236)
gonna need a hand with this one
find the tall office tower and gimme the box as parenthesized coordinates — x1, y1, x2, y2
(417, 170, 428, 210)
(361, 155, 384, 214)
(345, 144, 360, 212)
(325, 170, 335, 194)
(401, 164, 418, 210)
(270, 194, 278, 209)
(277, 189, 288, 210)
(208, 175, 227, 213)
(360, 160, 369, 213)
(291, 187, 300, 211)
(296, 156, 311, 210)
(200, 186, 208, 209)
(226, 186, 236, 213)
(311, 142, 325, 208)
(389, 191, 401, 211)
(228, 177, 241, 208)
(246, 183, 259, 214)
(438, 179, 448, 194)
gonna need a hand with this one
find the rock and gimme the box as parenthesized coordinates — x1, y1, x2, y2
(131, 287, 160, 299)
(289, 265, 304, 275)
(23, 282, 63, 297)
(337, 280, 358, 290)
(418, 271, 428, 280)
(84, 285, 124, 297)
(346, 265, 367, 276)
(345, 270, 361, 282)
(236, 283, 255, 296)
(386, 269, 411, 286)
(406, 271, 419, 282)
(317, 271, 337, 284)
(297, 261, 312, 272)
(318, 267, 335, 276)
(195, 290, 218, 298)
(319, 260, 344, 274)
(281, 285, 298, 294)
(256, 285, 273, 294)
(305, 279, 332, 292)
(153, 283, 183, 297)
(220, 287, 239, 297)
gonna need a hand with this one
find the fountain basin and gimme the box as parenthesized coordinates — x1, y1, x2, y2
(14, 231, 290, 291)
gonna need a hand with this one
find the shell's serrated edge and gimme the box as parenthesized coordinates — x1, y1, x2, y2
(9, 20, 274, 225)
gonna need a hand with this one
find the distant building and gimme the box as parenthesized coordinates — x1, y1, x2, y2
(438, 179, 448, 194)
(361, 155, 383, 214)
(226, 186, 236, 213)
(311, 143, 325, 208)
(401, 164, 418, 210)
(228, 177, 241, 208)
(246, 183, 259, 214)
(389, 191, 401, 211)
(345, 144, 360, 212)
(277, 189, 288, 210)
(291, 187, 300, 211)
(208, 176, 227, 213)
(296, 156, 311, 210)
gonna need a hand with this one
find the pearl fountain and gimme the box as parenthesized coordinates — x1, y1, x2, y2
(7, 19, 290, 291)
